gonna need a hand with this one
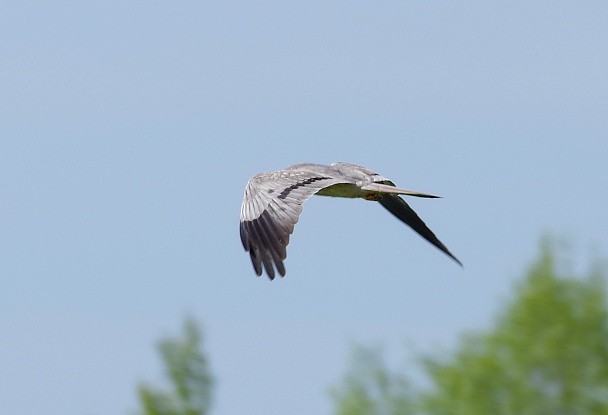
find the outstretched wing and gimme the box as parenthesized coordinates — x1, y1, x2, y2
(378, 194, 462, 266)
(240, 170, 346, 279)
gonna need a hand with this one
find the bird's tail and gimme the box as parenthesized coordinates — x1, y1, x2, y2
(360, 182, 440, 198)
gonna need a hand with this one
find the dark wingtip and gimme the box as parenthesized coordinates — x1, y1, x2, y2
(379, 194, 462, 268)
(276, 262, 286, 278)
(451, 254, 464, 268)
(443, 246, 463, 267)
(437, 247, 463, 268)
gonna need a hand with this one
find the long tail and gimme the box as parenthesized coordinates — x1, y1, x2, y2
(378, 194, 462, 266)
(360, 182, 440, 198)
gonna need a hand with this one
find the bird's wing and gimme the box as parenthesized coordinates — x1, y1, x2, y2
(240, 169, 347, 279)
(378, 194, 462, 266)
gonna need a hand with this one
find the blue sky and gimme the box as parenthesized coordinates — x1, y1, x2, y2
(1, 2, 607, 414)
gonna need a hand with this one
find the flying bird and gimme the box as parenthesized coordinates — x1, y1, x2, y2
(240, 162, 461, 279)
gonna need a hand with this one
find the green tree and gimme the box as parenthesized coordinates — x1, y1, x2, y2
(331, 240, 608, 415)
(137, 318, 213, 415)
(330, 345, 416, 415)
(423, 241, 608, 415)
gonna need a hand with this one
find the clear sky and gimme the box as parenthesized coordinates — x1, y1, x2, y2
(1, 2, 607, 414)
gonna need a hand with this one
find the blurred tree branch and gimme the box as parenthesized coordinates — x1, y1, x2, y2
(331, 238, 608, 415)
(137, 318, 213, 415)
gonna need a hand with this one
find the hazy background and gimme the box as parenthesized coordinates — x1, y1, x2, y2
(1, 2, 607, 414)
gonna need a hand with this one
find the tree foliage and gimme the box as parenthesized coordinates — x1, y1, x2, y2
(330, 345, 416, 415)
(332, 240, 608, 415)
(137, 318, 213, 415)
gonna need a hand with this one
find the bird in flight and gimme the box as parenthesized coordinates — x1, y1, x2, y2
(240, 162, 461, 279)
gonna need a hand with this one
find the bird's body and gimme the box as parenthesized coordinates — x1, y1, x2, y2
(240, 162, 461, 279)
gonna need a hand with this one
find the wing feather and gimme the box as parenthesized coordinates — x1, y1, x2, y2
(240, 170, 347, 279)
(378, 194, 462, 266)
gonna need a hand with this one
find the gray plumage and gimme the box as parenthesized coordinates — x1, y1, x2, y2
(240, 162, 461, 279)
